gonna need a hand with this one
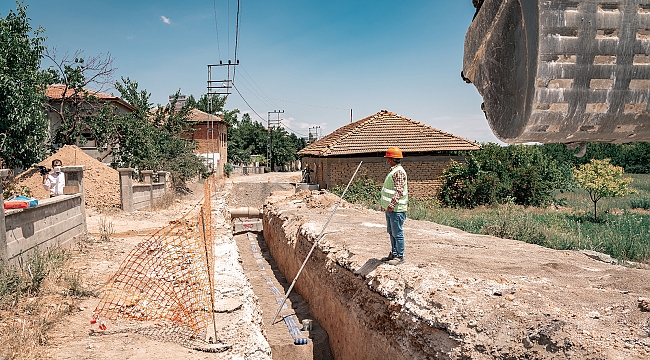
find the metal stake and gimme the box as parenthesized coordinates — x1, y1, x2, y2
(270, 161, 363, 324)
(201, 208, 219, 343)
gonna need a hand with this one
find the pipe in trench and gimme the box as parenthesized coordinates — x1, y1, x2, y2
(230, 207, 263, 219)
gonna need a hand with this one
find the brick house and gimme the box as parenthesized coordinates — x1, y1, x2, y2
(298, 110, 481, 199)
(45, 85, 137, 162)
(184, 109, 228, 177)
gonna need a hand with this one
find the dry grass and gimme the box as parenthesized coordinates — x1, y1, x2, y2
(0, 247, 97, 360)
(151, 190, 177, 210)
(98, 217, 115, 242)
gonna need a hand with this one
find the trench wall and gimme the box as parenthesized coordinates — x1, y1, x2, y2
(263, 208, 457, 360)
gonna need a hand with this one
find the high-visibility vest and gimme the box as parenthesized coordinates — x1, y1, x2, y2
(380, 165, 408, 212)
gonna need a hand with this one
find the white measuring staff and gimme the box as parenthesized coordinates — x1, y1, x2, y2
(270, 161, 363, 325)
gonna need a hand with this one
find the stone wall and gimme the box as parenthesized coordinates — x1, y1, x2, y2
(118, 169, 169, 212)
(1, 167, 87, 264)
(301, 155, 463, 199)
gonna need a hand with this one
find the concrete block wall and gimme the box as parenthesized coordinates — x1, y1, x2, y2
(1, 166, 87, 264)
(302, 155, 463, 200)
(118, 169, 169, 211)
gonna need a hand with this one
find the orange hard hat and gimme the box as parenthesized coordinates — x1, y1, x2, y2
(384, 146, 403, 159)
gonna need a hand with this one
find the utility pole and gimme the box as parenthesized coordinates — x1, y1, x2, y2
(308, 126, 321, 143)
(350, 109, 353, 123)
(207, 60, 239, 174)
(267, 110, 284, 171)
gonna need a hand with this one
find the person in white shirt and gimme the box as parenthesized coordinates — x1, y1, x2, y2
(42, 159, 65, 197)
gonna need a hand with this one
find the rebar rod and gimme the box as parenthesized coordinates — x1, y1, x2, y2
(270, 161, 363, 324)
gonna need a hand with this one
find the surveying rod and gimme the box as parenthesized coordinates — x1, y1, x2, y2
(270, 161, 363, 325)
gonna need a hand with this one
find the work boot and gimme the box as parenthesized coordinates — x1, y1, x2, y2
(381, 253, 396, 262)
(387, 257, 404, 266)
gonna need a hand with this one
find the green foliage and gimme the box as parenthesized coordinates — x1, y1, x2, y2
(629, 197, 650, 210)
(437, 143, 573, 208)
(540, 142, 650, 174)
(227, 113, 267, 165)
(90, 78, 207, 188)
(574, 158, 635, 220)
(224, 163, 233, 177)
(330, 178, 382, 209)
(269, 128, 306, 169)
(0, 2, 49, 169)
(185, 93, 226, 115)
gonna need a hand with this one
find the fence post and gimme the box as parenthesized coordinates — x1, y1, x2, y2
(118, 168, 134, 212)
(0, 169, 10, 262)
(61, 165, 87, 233)
(141, 170, 154, 208)
(157, 171, 168, 193)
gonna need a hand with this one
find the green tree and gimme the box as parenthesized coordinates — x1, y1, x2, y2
(89, 78, 206, 189)
(0, 2, 49, 169)
(574, 158, 635, 221)
(269, 127, 306, 169)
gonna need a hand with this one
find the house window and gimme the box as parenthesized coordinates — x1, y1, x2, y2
(221, 133, 227, 145)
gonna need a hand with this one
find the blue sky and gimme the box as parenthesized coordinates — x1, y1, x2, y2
(6, 0, 501, 143)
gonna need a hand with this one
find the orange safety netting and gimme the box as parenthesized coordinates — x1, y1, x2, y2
(92, 176, 218, 338)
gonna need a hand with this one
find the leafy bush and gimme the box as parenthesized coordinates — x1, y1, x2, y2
(330, 178, 381, 209)
(630, 197, 650, 210)
(438, 143, 573, 208)
(224, 163, 233, 177)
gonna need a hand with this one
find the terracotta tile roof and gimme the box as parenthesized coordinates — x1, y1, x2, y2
(298, 110, 480, 157)
(46, 85, 137, 112)
(187, 109, 226, 123)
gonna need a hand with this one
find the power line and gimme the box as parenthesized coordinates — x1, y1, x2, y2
(213, 0, 221, 60)
(233, 0, 241, 83)
(280, 122, 307, 137)
(232, 83, 265, 122)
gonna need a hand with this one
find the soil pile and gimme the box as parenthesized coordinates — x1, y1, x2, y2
(15, 145, 121, 208)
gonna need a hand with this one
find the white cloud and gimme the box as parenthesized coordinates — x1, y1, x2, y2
(126, 35, 135, 40)
(160, 15, 171, 24)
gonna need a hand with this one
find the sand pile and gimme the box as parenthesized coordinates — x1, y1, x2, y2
(15, 145, 121, 208)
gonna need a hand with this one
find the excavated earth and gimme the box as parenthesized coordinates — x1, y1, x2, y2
(262, 190, 650, 359)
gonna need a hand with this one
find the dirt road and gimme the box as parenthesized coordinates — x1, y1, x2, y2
(45, 181, 271, 360)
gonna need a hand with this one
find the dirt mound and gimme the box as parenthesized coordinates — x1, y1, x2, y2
(15, 145, 120, 208)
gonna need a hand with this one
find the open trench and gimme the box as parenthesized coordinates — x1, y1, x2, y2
(229, 180, 650, 360)
(228, 180, 334, 360)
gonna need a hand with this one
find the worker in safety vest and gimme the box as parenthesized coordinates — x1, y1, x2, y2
(380, 146, 408, 265)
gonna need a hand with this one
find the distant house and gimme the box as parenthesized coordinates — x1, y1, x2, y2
(183, 109, 228, 177)
(45, 85, 136, 162)
(298, 110, 481, 199)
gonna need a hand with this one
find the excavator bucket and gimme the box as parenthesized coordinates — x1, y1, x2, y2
(463, 0, 650, 144)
